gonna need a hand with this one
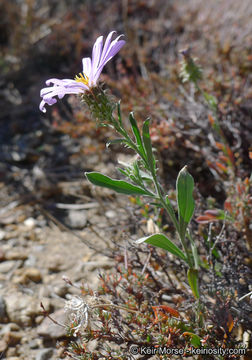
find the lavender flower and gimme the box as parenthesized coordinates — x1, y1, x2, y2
(39, 31, 125, 113)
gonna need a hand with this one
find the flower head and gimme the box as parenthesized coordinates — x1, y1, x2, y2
(39, 31, 125, 113)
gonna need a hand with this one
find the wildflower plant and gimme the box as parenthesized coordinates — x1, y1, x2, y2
(38, 30, 252, 359)
(40, 31, 200, 299)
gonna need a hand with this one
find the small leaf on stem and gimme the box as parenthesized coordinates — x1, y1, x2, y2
(106, 139, 128, 148)
(187, 268, 199, 299)
(136, 233, 188, 263)
(176, 166, 195, 238)
(142, 119, 155, 174)
(85, 172, 155, 197)
(117, 101, 122, 126)
(129, 112, 146, 159)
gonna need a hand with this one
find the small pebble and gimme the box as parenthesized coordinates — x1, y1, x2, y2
(6, 250, 28, 261)
(23, 268, 42, 283)
(3, 331, 22, 346)
(24, 217, 36, 229)
(6, 352, 19, 359)
(0, 339, 7, 353)
(35, 348, 54, 360)
(0, 260, 16, 274)
(0, 296, 7, 322)
(0, 230, 6, 241)
(105, 210, 117, 219)
(67, 210, 87, 229)
(5, 293, 41, 326)
(28, 339, 39, 349)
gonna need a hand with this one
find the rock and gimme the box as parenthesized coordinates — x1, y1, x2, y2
(5, 293, 49, 326)
(24, 217, 36, 229)
(24, 254, 37, 267)
(35, 316, 44, 325)
(6, 250, 28, 261)
(35, 348, 54, 360)
(23, 267, 42, 283)
(37, 309, 66, 339)
(37, 285, 51, 298)
(0, 248, 5, 261)
(47, 256, 63, 273)
(82, 260, 113, 271)
(28, 339, 39, 349)
(0, 323, 20, 334)
(6, 351, 19, 359)
(3, 331, 22, 346)
(66, 210, 87, 229)
(105, 210, 117, 219)
(0, 230, 6, 241)
(0, 260, 16, 274)
(13, 267, 42, 284)
(52, 283, 68, 298)
(0, 339, 7, 353)
(0, 296, 7, 322)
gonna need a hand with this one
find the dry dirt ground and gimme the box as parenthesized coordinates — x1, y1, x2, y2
(0, 140, 143, 359)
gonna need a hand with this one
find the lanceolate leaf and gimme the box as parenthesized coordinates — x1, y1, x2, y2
(176, 166, 195, 238)
(136, 233, 187, 263)
(85, 172, 155, 197)
(187, 268, 199, 299)
(129, 113, 146, 159)
(142, 119, 155, 173)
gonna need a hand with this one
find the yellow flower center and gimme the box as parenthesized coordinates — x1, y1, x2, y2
(75, 72, 89, 86)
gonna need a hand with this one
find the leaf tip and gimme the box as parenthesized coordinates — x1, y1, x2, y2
(180, 165, 188, 173)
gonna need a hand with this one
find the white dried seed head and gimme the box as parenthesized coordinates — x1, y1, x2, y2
(64, 296, 90, 336)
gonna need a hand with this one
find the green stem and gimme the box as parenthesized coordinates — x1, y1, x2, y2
(108, 110, 192, 265)
(151, 172, 192, 267)
(187, 231, 199, 270)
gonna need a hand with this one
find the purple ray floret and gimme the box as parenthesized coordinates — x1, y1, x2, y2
(39, 31, 125, 113)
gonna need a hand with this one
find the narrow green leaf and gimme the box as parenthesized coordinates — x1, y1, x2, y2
(149, 202, 162, 208)
(176, 166, 195, 238)
(142, 118, 155, 173)
(129, 112, 146, 159)
(187, 268, 199, 299)
(117, 101, 122, 126)
(117, 168, 129, 178)
(136, 233, 187, 263)
(106, 139, 128, 148)
(85, 172, 155, 197)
